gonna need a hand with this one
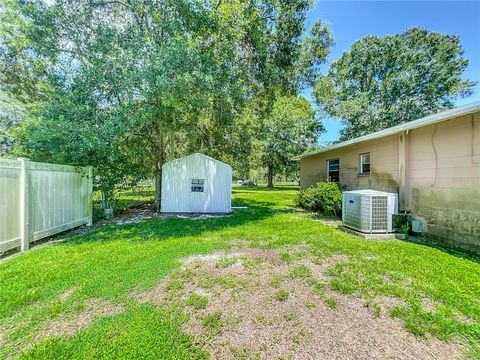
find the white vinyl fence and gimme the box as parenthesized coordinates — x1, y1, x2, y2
(0, 158, 93, 252)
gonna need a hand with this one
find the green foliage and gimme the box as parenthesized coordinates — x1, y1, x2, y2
(252, 94, 321, 186)
(225, 13, 333, 185)
(11, 96, 149, 207)
(295, 181, 342, 216)
(0, 0, 334, 205)
(0, 90, 25, 156)
(284, 312, 296, 321)
(315, 27, 475, 140)
(401, 224, 410, 235)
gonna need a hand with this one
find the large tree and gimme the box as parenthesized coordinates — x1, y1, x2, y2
(254, 94, 319, 188)
(252, 17, 334, 186)
(10, 79, 150, 208)
(1, 0, 258, 208)
(314, 27, 475, 140)
(0, 90, 25, 155)
(1, 0, 334, 206)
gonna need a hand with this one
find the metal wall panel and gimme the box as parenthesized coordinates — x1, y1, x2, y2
(161, 153, 232, 213)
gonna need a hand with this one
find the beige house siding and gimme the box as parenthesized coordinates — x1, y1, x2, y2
(299, 111, 480, 253)
(406, 113, 480, 251)
(300, 134, 399, 193)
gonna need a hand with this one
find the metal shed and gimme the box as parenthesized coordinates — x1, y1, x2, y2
(161, 153, 232, 213)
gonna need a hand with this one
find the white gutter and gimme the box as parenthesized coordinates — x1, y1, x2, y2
(293, 100, 480, 160)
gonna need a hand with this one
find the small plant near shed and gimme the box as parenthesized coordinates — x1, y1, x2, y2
(295, 181, 342, 216)
(401, 224, 410, 235)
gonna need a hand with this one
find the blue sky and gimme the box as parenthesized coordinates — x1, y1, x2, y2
(304, 0, 480, 144)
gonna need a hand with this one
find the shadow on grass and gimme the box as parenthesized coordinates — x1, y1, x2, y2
(402, 235, 480, 264)
(66, 198, 278, 247)
(232, 198, 283, 208)
(232, 186, 298, 193)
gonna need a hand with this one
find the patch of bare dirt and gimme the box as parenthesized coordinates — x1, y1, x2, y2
(139, 247, 464, 360)
(96, 204, 155, 226)
(36, 298, 124, 340)
(421, 296, 444, 313)
(232, 247, 281, 262)
(279, 242, 311, 258)
(59, 287, 77, 302)
(373, 295, 406, 313)
(0, 323, 15, 348)
(295, 254, 348, 282)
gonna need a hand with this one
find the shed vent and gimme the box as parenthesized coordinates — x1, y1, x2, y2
(342, 190, 398, 233)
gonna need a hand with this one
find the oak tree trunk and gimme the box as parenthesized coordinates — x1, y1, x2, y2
(267, 163, 274, 189)
(154, 135, 165, 212)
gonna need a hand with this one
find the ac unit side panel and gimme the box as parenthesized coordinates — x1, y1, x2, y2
(343, 194, 372, 232)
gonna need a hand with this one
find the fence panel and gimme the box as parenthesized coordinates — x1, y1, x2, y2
(0, 160, 21, 251)
(0, 158, 92, 252)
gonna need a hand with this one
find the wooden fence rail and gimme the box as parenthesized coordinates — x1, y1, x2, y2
(0, 158, 92, 252)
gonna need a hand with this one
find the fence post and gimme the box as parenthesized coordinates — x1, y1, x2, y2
(18, 158, 30, 251)
(87, 166, 93, 226)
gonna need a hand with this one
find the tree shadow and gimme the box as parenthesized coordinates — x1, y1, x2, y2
(232, 197, 283, 208)
(65, 199, 278, 247)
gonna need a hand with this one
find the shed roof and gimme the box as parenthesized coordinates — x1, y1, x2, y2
(162, 153, 231, 169)
(293, 100, 480, 160)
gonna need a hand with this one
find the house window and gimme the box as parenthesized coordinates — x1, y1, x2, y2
(359, 153, 370, 174)
(191, 179, 205, 192)
(326, 159, 340, 182)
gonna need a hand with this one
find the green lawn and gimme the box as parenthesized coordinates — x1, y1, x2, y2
(1, 186, 479, 359)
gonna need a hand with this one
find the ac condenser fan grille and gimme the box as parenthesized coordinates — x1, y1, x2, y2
(371, 196, 388, 231)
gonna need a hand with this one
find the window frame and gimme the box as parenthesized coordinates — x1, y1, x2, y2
(191, 178, 205, 192)
(326, 158, 340, 182)
(359, 152, 371, 175)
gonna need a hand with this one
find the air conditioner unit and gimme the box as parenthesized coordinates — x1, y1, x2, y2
(342, 190, 398, 233)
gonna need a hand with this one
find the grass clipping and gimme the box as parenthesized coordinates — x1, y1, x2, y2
(139, 246, 464, 360)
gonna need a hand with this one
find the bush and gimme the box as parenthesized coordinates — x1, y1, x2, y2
(295, 181, 342, 217)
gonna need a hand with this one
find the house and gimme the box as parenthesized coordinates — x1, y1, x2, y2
(294, 101, 480, 252)
(161, 153, 232, 213)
